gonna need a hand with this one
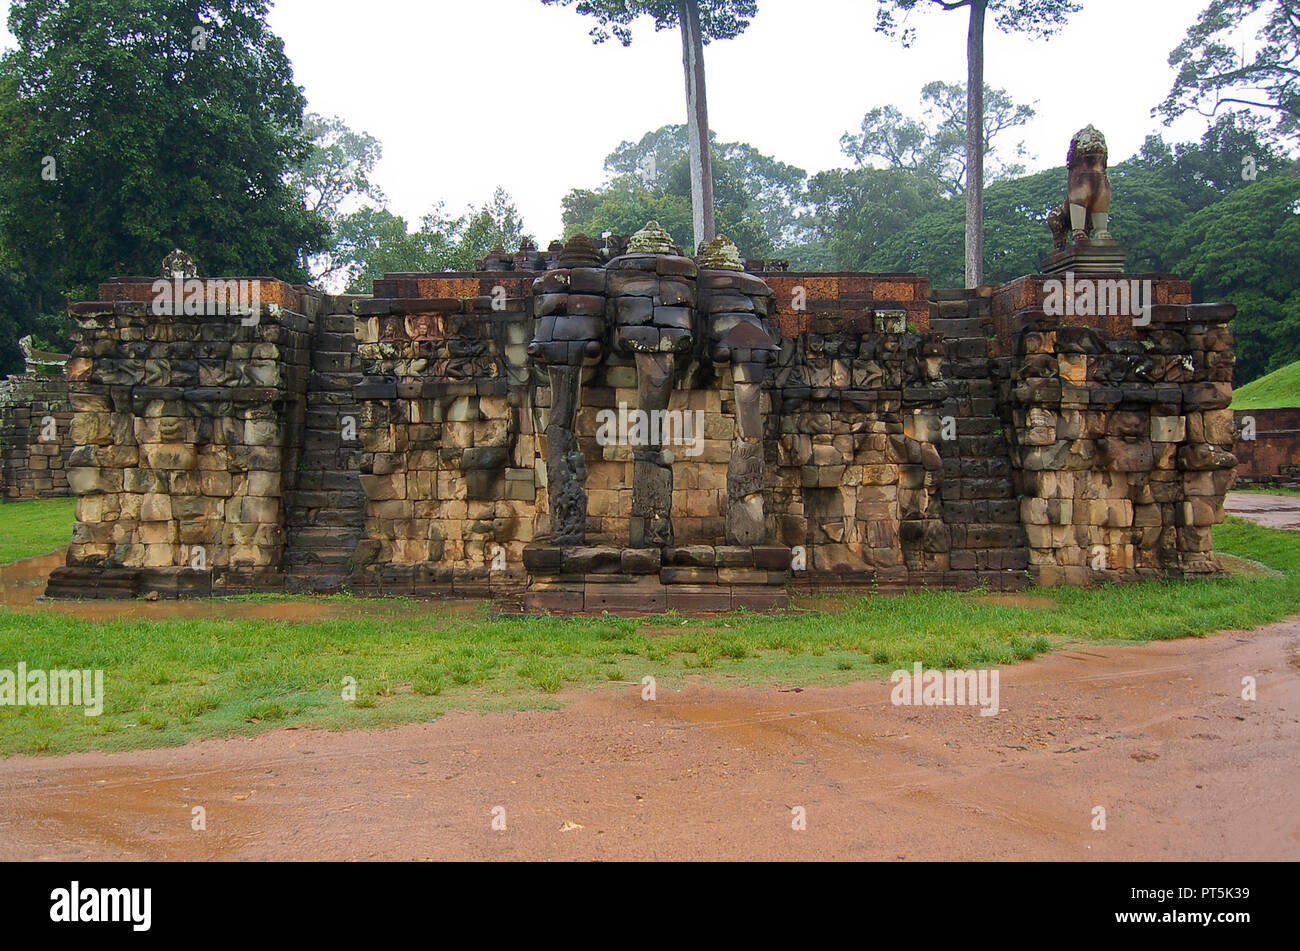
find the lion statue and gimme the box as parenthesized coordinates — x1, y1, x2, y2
(1047, 124, 1113, 251)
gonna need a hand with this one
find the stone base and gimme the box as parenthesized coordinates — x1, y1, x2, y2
(1040, 241, 1127, 274)
(522, 542, 792, 615)
(44, 566, 256, 600)
(44, 566, 140, 600)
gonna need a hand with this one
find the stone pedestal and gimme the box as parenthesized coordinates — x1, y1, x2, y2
(1041, 241, 1127, 274)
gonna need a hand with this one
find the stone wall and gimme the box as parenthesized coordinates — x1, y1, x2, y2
(993, 277, 1236, 583)
(0, 371, 73, 500)
(349, 274, 535, 598)
(42, 254, 1238, 604)
(1233, 408, 1300, 485)
(46, 277, 318, 599)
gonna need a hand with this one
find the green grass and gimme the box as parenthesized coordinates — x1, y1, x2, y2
(1233, 360, 1300, 410)
(0, 497, 76, 563)
(0, 500, 1297, 756)
(1234, 486, 1300, 498)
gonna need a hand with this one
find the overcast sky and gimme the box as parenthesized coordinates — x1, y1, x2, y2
(5, 0, 1220, 240)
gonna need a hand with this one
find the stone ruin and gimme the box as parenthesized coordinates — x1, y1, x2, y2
(29, 130, 1242, 611)
(0, 337, 74, 500)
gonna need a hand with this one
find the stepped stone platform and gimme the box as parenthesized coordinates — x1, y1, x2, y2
(32, 226, 1240, 611)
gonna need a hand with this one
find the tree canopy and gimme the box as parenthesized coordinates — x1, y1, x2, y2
(873, 0, 1080, 45)
(539, 0, 756, 46)
(841, 81, 1035, 197)
(562, 124, 805, 259)
(0, 0, 327, 370)
(1169, 175, 1300, 383)
(334, 188, 533, 294)
(1159, 0, 1300, 143)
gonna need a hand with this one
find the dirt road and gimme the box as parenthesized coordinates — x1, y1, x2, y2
(1, 618, 1297, 861)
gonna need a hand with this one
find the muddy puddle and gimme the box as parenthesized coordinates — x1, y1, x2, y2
(1225, 491, 1300, 530)
(0, 549, 487, 624)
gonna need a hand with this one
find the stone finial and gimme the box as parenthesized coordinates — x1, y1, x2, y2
(543, 239, 565, 268)
(481, 243, 513, 271)
(557, 233, 603, 268)
(162, 249, 197, 279)
(628, 220, 680, 256)
(513, 236, 544, 270)
(698, 235, 745, 271)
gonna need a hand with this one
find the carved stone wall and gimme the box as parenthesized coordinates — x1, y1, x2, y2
(994, 276, 1236, 584)
(40, 258, 1238, 605)
(349, 280, 534, 597)
(46, 277, 316, 598)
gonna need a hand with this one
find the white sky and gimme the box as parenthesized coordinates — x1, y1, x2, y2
(5, 0, 1218, 239)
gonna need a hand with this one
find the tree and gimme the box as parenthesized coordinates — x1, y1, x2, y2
(290, 113, 386, 284)
(604, 125, 808, 245)
(329, 207, 442, 295)
(541, 0, 757, 251)
(841, 80, 1035, 197)
(334, 188, 533, 294)
(796, 166, 947, 270)
(1158, 0, 1300, 143)
(0, 0, 326, 309)
(561, 125, 806, 259)
(1168, 176, 1300, 384)
(874, 0, 1079, 286)
(866, 165, 1062, 286)
(443, 187, 533, 271)
(1118, 113, 1294, 271)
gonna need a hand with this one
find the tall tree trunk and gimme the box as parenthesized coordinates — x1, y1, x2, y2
(678, 0, 715, 252)
(965, 0, 986, 288)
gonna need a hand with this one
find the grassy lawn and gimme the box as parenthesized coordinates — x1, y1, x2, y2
(1233, 360, 1300, 410)
(0, 499, 1297, 756)
(0, 497, 76, 563)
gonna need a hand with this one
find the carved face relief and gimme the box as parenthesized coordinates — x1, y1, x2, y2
(405, 313, 442, 341)
(379, 317, 405, 342)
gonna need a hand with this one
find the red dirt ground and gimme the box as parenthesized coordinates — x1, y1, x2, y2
(1, 621, 1297, 861)
(0, 491, 1295, 861)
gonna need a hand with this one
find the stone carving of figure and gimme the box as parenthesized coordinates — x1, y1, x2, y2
(1047, 125, 1114, 250)
(699, 235, 779, 545)
(609, 221, 699, 548)
(526, 233, 606, 545)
